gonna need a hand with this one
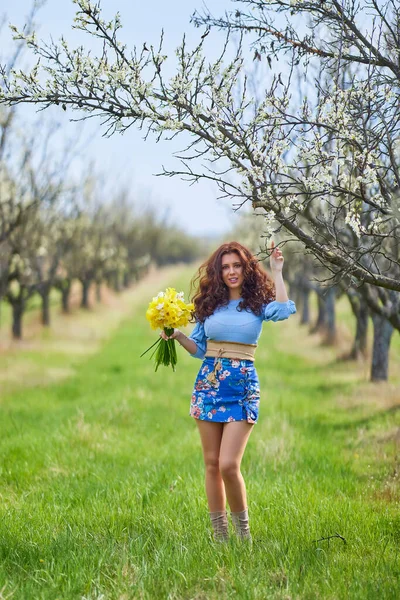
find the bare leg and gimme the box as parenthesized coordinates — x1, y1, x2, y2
(195, 420, 225, 512)
(196, 420, 228, 540)
(219, 421, 253, 512)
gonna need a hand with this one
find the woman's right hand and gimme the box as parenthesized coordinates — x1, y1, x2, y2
(160, 329, 182, 341)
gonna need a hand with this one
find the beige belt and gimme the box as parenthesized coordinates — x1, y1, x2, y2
(205, 341, 257, 386)
(205, 340, 257, 362)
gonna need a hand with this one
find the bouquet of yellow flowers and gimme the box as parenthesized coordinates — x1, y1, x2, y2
(141, 287, 194, 371)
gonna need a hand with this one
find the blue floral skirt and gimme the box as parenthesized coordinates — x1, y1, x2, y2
(189, 357, 260, 423)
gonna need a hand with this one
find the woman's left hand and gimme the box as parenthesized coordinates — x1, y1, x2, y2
(270, 240, 284, 272)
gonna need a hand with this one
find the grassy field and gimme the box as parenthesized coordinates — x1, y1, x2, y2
(0, 265, 399, 599)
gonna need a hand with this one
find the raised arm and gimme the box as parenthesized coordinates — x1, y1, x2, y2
(270, 240, 289, 302)
(263, 240, 297, 321)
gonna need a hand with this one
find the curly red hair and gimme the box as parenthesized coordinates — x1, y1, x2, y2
(190, 241, 275, 322)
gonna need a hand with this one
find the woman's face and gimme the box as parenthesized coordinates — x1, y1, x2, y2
(221, 252, 244, 294)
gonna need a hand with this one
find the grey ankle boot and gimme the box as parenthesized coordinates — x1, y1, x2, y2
(231, 508, 252, 540)
(209, 510, 229, 542)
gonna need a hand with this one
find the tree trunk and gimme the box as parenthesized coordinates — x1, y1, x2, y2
(81, 279, 91, 309)
(311, 292, 326, 333)
(96, 281, 101, 303)
(300, 287, 310, 325)
(62, 288, 70, 313)
(349, 297, 369, 359)
(123, 272, 130, 288)
(113, 272, 121, 293)
(371, 313, 394, 382)
(289, 280, 300, 308)
(12, 300, 24, 339)
(41, 288, 51, 326)
(61, 280, 71, 313)
(323, 286, 336, 345)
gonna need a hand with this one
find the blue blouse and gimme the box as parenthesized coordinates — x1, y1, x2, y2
(188, 298, 296, 359)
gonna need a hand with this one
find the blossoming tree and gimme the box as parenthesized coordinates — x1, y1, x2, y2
(193, 0, 400, 379)
(1, 0, 399, 378)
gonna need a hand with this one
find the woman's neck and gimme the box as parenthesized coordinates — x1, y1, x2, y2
(229, 291, 242, 301)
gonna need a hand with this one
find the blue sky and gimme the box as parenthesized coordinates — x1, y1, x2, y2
(2, 0, 247, 237)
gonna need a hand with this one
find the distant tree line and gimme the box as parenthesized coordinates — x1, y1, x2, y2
(0, 105, 203, 339)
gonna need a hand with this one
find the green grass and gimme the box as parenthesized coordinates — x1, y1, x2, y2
(0, 267, 399, 599)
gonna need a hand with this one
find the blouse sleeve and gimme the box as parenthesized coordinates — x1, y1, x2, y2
(188, 320, 207, 359)
(263, 299, 297, 322)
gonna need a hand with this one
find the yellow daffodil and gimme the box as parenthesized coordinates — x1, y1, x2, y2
(141, 287, 194, 371)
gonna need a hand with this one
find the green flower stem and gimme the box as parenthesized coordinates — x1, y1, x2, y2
(140, 336, 162, 357)
(141, 327, 178, 372)
(154, 327, 177, 372)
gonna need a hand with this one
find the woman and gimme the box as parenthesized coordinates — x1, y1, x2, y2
(160, 241, 296, 542)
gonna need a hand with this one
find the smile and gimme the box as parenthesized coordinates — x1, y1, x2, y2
(229, 278, 238, 282)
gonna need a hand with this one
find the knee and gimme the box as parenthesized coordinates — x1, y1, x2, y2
(204, 455, 220, 476)
(219, 460, 240, 480)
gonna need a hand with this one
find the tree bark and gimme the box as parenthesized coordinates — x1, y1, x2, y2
(113, 272, 121, 293)
(371, 313, 394, 381)
(323, 286, 337, 345)
(81, 279, 91, 309)
(349, 296, 369, 359)
(96, 281, 101, 303)
(311, 291, 326, 333)
(61, 281, 71, 313)
(288, 279, 300, 307)
(11, 300, 24, 339)
(41, 288, 51, 326)
(123, 272, 130, 288)
(300, 287, 310, 325)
